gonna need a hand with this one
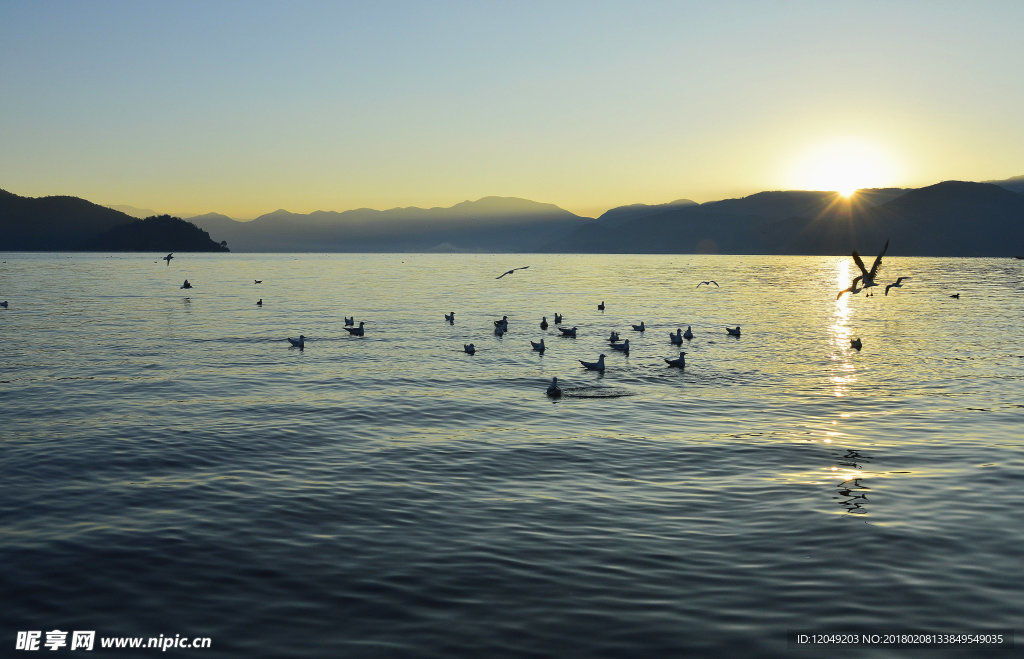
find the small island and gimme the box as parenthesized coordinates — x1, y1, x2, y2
(91, 214, 229, 252)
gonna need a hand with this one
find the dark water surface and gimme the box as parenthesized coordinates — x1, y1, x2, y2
(2, 253, 1021, 657)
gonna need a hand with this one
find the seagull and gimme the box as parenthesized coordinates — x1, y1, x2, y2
(546, 377, 562, 397)
(850, 337, 862, 351)
(669, 329, 683, 345)
(287, 335, 305, 348)
(842, 239, 890, 296)
(0, 301, 8, 308)
(540, 316, 549, 330)
(885, 277, 911, 295)
(837, 280, 863, 299)
(631, 321, 645, 332)
(554, 313, 563, 324)
(464, 343, 476, 355)
(950, 293, 960, 299)
(257, 298, 263, 306)
(444, 311, 455, 323)
(493, 315, 509, 330)
(345, 321, 365, 336)
(610, 339, 630, 353)
(344, 317, 354, 326)
(696, 280, 719, 287)
(496, 266, 529, 279)
(726, 326, 741, 337)
(162, 253, 173, 265)
(531, 338, 546, 353)
(608, 331, 620, 343)
(558, 326, 577, 337)
(254, 280, 262, 284)
(683, 326, 694, 340)
(180, 280, 192, 289)
(598, 301, 605, 311)
(579, 354, 606, 371)
(664, 351, 687, 368)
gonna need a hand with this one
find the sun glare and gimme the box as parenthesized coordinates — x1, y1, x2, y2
(787, 138, 900, 196)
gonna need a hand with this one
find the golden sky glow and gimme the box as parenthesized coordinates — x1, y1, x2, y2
(1, 1, 1022, 219)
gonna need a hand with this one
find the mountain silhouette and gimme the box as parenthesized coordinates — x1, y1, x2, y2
(90, 214, 229, 252)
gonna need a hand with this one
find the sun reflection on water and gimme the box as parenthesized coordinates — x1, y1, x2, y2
(829, 258, 857, 397)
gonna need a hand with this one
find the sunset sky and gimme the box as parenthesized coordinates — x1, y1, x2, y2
(2, 0, 1022, 219)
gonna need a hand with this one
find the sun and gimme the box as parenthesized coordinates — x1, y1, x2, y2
(787, 137, 901, 196)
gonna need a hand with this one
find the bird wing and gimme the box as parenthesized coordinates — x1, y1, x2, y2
(885, 284, 894, 295)
(868, 240, 890, 278)
(852, 251, 869, 277)
(710, 281, 719, 286)
(696, 282, 705, 287)
(496, 271, 511, 279)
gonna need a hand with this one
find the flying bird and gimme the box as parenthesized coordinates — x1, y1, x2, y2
(496, 266, 529, 279)
(579, 354, 606, 371)
(840, 239, 890, 298)
(162, 253, 173, 265)
(884, 277, 912, 295)
(696, 280, 719, 287)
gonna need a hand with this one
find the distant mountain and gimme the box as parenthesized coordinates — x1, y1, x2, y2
(91, 215, 229, 252)
(0, 189, 230, 251)
(187, 196, 589, 252)
(986, 175, 1024, 195)
(105, 204, 162, 218)
(541, 182, 1023, 256)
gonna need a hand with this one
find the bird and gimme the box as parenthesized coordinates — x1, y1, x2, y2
(683, 326, 694, 340)
(598, 301, 605, 311)
(554, 313, 563, 324)
(610, 339, 630, 353)
(345, 321, 365, 336)
(256, 298, 263, 306)
(558, 326, 578, 337)
(726, 326, 741, 337)
(608, 331, 620, 343)
(579, 354, 606, 371)
(0, 301, 8, 308)
(254, 280, 262, 284)
(546, 377, 562, 397)
(180, 280, 192, 289)
(531, 338, 546, 353)
(669, 329, 683, 345)
(850, 337, 862, 351)
(664, 351, 687, 368)
(839, 239, 890, 298)
(344, 317, 354, 326)
(162, 253, 173, 265)
(631, 321, 646, 332)
(444, 311, 455, 323)
(540, 316, 548, 330)
(885, 277, 911, 295)
(496, 266, 529, 279)
(494, 325, 505, 337)
(494, 315, 509, 330)
(464, 343, 476, 355)
(287, 335, 305, 348)
(950, 293, 960, 299)
(697, 280, 719, 287)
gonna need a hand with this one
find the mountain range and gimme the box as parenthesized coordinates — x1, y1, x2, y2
(2, 177, 1022, 255)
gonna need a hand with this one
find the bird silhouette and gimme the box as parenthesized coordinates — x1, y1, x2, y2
(496, 266, 529, 279)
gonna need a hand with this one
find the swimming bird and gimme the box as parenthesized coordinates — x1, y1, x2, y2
(345, 321, 365, 336)
(608, 331, 620, 343)
(0, 301, 7, 308)
(257, 298, 263, 306)
(540, 316, 548, 330)
(531, 338, 546, 353)
(494, 315, 509, 330)
(631, 321, 646, 332)
(670, 329, 683, 345)
(496, 266, 529, 279)
(697, 280, 719, 287)
(163, 253, 173, 265)
(950, 293, 960, 299)
(558, 326, 577, 337)
(180, 279, 192, 289)
(287, 335, 305, 348)
(546, 377, 561, 397)
(254, 280, 262, 284)
(610, 339, 630, 353)
(344, 316, 354, 326)
(664, 351, 687, 368)
(554, 313, 563, 324)
(598, 301, 605, 311)
(885, 277, 911, 295)
(445, 311, 455, 323)
(850, 337, 862, 351)
(579, 354, 606, 371)
(464, 343, 476, 355)
(726, 326, 741, 337)
(683, 326, 694, 340)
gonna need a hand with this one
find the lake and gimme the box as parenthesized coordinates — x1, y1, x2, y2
(1, 252, 1021, 657)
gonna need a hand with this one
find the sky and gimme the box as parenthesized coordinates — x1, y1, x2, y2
(2, 0, 1022, 219)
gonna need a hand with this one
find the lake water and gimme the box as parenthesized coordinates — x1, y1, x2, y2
(1, 252, 1021, 657)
